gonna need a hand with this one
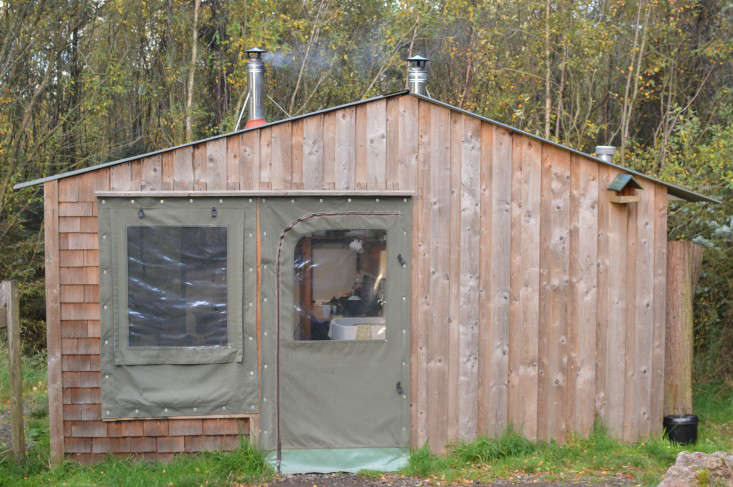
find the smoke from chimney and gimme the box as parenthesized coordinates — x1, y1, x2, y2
(245, 48, 267, 129)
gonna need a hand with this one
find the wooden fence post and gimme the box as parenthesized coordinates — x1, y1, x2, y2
(2, 280, 25, 461)
(664, 241, 704, 416)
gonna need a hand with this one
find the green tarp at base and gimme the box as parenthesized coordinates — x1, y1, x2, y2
(268, 448, 410, 474)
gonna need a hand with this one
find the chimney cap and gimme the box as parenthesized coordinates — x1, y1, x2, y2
(407, 54, 430, 66)
(595, 145, 617, 156)
(246, 47, 267, 59)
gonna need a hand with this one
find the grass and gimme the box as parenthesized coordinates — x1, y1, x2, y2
(0, 336, 731, 486)
(399, 383, 733, 486)
(0, 439, 273, 486)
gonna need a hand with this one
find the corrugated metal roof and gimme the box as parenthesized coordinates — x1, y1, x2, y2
(14, 90, 719, 203)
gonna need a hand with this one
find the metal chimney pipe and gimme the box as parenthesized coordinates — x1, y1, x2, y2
(596, 145, 616, 163)
(407, 55, 430, 96)
(245, 48, 267, 128)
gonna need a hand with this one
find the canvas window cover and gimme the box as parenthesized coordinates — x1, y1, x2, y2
(98, 197, 258, 419)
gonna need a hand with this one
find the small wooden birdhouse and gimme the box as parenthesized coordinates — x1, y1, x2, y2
(608, 173, 643, 204)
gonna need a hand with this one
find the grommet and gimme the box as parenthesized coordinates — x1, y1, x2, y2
(248, 302, 253, 307)
(263, 231, 267, 237)
(249, 267, 253, 273)
(248, 233, 253, 238)
(102, 234, 107, 239)
(263, 297, 268, 303)
(135, 409, 139, 414)
(319, 198, 324, 203)
(101, 200, 106, 204)
(249, 371, 254, 376)
(347, 198, 352, 203)
(263, 331, 268, 337)
(104, 340, 109, 345)
(262, 198, 266, 203)
(376, 198, 380, 202)
(291, 199, 295, 204)
(193, 407, 197, 412)
(105, 375, 110, 379)
(219, 198, 224, 203)
(264, 364, 268, 369)
(402, 329, 407, 334)
(164, 408, 168, 413)
(402, 362, 406, 367)
(189, 198, 194, 203)
(222, 405, 227, 410)
(160, 199, 164, 204)
(104, 305, 108, 310)
(402, 394, 407, 400)
(403, 198, 408, 203)
(103, 269, 107, 274)
(248, 336, 253, 341)
(401, 296, 406, 301)
(263, 397, 267, 402)
(249, 198, 253, 203)
(106, 410, 110, 416)
(130, 199, 135, 204)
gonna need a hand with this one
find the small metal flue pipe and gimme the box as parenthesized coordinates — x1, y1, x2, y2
(407, 55, 430, 96)
(596, 145, 616, 163)
(246, 48, 267, 128)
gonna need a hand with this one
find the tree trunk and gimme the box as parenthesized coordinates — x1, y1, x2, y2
(185, 0, 200, 141)
(544, 0, 552, 139)
(664, 241, 704, 416)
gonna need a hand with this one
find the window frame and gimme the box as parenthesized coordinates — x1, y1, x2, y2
(100, 197, 248, 366)
(293, 229, 389, 342)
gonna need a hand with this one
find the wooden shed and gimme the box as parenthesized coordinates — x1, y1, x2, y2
(16, 80, 715, 471)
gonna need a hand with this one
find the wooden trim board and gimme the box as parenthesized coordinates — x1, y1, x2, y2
(96, 190, 415, 198)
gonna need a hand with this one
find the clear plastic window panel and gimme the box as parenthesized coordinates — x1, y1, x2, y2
(127, 226, 228, 347)
(294, 229, 387, 341)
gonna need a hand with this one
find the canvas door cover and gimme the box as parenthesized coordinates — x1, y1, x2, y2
(260, 197, 412, 472)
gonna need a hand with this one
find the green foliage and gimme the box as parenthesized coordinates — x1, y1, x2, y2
(0, 335, 48, 407)
(404, 443, 449, 477)
(452, 427, 537, 463)
(402, 406, 732, 485)
(0, 438, 273, 487)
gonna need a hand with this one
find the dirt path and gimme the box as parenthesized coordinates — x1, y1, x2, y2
(264, 472, 636, 486)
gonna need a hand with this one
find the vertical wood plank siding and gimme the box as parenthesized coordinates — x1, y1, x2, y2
(48, 95, 668, 460)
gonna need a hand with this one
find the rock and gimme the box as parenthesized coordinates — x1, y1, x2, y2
(659, 451, 733, 487)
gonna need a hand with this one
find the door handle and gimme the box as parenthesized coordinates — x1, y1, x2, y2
(396, 381, 404, 395)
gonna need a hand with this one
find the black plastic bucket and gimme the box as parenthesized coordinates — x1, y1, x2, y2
(663, 415, 699, 444)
